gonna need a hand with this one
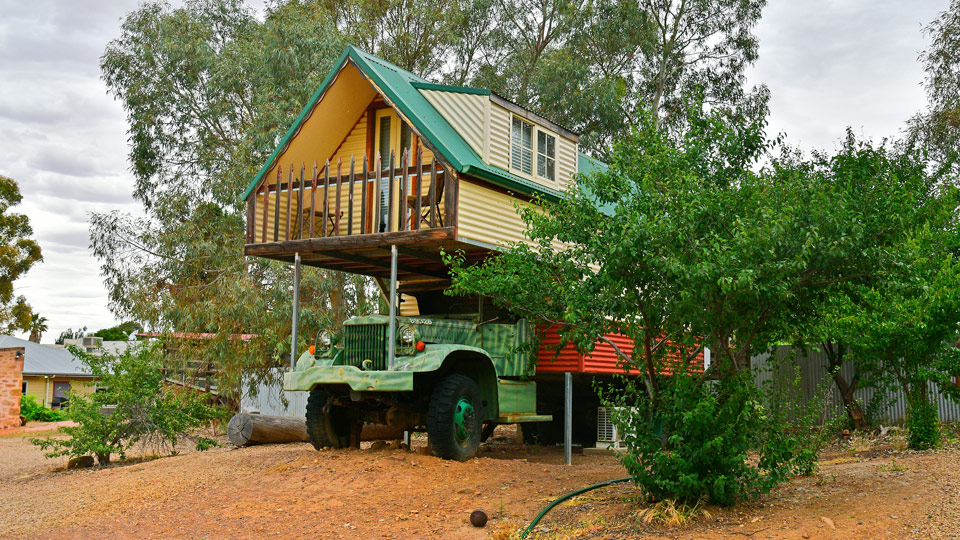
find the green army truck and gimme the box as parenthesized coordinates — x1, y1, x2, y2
(284, 291, 554, 461)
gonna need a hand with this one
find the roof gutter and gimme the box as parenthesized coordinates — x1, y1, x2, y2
(460, 164, 563, 203)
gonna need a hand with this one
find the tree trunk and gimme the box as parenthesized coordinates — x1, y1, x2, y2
(227, 413, 311, 446)
(823, 341, 869, 430)
(227, 413, 404, 446)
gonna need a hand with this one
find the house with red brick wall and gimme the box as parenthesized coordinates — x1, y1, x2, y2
(0, 346, 25, 430)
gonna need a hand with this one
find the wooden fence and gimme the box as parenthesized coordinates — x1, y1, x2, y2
(246, 147, 455, 245)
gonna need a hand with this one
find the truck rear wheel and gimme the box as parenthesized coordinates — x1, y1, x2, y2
(427, 374, 483, 461)
(305, 387, 358, 450)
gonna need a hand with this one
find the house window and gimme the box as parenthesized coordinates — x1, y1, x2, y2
(511, 117, 533, 175)
(22, 381, 27, 395)
(537, 131, 556, 181)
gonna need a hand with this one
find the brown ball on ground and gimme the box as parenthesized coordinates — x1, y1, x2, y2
(470, 509, 488, 527)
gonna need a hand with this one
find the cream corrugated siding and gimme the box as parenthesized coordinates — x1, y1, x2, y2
(331, 112, 368, 166)
(399, 294, 419, 316)
(557, 137, 578, 191)
(419, 90, 486, 157)
(488, 102, 511, 171)
(457, 178, 532, 247)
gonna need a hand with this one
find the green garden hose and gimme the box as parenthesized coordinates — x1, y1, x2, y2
(519, 476, 633, 539)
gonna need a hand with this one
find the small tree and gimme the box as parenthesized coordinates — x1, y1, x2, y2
(449, 96, 845, 505)
(32, 344, 223, 464)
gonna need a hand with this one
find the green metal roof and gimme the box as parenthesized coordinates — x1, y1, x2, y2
(243, 46, 584, 202)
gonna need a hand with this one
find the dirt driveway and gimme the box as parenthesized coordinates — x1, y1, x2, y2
(1, 424, 958, 539)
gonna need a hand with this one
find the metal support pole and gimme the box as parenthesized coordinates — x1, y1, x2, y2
(290, 252, 301, 370)
(403, 430, 410, 447)
(564, 372, 573, 465)
(388, 244, 398, 371)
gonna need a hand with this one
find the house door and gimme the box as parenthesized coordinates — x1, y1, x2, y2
(52, 381, 71, 409)
(373, 108, 415, 231)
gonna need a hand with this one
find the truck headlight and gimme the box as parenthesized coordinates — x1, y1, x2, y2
(318, 330, 332, 349)
(399, 326, 416, 346)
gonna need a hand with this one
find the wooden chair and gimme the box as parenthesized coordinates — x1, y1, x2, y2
(296, 207, 342, 238)
(405, 172, 444, 229)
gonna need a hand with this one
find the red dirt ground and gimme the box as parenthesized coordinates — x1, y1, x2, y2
(1, 424, 958, 539)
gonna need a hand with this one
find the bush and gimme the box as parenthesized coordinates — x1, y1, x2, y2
(602, 372, 802, 507)
(905, 391, 940, 450)
(19, 395, 66, 423)
(31, 344, 223, 464)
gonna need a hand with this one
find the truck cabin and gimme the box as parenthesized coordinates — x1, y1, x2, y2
(242, 46, 597, 293)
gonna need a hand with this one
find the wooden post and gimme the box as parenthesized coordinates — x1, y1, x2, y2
(388, 151, 395, 233)
(376, 152, 383, 233)
(400, 148, 408, 231)
(429, 159, 438, 228)
(273, 168, 281, 242)
(360, 155, 368, 235)
(247, 192, 257, 244)
(261, 184, 268, 243)
(334, 158, 342, 236)
(322, 160, 330, 237)
(285, 164, 293, 241)
(444, 165, 454, 227)
(413, 147, 423, 231)
(348, 156, 355, 236)
(297, 163, 305, 239)
(309, 161, 318, 239)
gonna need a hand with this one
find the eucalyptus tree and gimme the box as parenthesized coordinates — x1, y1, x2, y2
(96, 1, 376, 400)
(0, 175, 42, 332)
(911, 0, 959, 172)
(470, 0, 768, 155)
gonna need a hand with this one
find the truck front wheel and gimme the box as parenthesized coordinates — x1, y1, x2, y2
(427, 374, 483, 461)
(305, 387, 359, 450)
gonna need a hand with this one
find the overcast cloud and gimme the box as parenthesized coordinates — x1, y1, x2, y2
(0, 0, 951, 342)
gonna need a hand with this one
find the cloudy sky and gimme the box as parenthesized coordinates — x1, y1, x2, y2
(0, 0, 951, 342)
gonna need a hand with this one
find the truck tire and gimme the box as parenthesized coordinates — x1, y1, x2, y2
(305, 387, 356, 450)
(427, 374, 483, 461)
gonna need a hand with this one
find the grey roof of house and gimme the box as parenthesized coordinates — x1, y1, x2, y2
(0, 335, 93, 377)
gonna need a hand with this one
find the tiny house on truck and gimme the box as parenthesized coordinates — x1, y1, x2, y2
(242, 46, 683, 460)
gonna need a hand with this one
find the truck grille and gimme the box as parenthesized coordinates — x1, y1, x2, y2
(342, 324, 388, 370)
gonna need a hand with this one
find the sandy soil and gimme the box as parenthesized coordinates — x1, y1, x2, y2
(0, 425, 958, 539)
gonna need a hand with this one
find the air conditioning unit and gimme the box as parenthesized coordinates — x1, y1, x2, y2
(596, 406, 621, 449)
(81, 336, 103, 350)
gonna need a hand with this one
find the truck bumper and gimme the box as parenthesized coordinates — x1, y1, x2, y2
(283, 365, 414, 392)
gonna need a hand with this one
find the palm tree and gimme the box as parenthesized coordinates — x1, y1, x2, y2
(28, 313, 48, 343)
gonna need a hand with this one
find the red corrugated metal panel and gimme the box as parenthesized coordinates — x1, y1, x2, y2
(535, 326, 581, 373)
(534, 325, 704, 375)
(583, 332, 639, 374)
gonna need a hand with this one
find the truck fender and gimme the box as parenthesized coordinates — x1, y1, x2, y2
(402, 345, 500, 421)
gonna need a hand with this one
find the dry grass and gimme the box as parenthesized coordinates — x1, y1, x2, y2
(635, 498, 711, 527)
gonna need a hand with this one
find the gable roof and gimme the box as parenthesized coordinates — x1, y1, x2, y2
(0, 335, 93, 377)
(243, 46, 575, 203)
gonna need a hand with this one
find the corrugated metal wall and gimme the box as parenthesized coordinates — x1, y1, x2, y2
(420, 89, 486, 156)
(752, 345, 960, 423)
(240, 374, 307, 417)
(488, 103, 512, 171)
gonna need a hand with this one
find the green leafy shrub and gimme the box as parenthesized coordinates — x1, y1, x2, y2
(31, 344, 223, 464)
(19, 394, 66, 423)
(602, 373, 801, 507)
(905, 391, 940, 450)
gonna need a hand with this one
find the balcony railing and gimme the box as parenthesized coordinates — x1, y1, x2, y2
(245, 147, 456, 246)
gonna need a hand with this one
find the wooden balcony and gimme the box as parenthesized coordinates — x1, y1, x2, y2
(244, 148, 484, 282)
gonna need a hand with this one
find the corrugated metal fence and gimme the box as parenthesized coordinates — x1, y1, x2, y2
(239, 372, 307, 417)
(752, 345, 960, 424)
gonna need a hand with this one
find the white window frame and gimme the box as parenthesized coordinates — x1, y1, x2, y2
(509, 115, 559, 187)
